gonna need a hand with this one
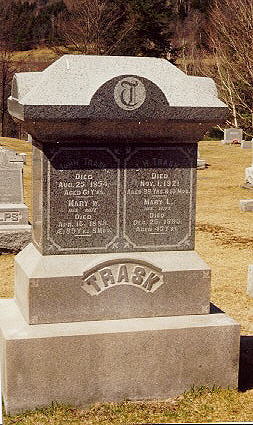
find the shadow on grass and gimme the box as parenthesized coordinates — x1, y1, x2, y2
(209, 304, 253, 393)
(239, 335, 253, 391)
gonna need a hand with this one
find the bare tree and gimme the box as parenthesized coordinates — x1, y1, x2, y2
(0, 1, 32, 136)
(189, 0, 253, 135)
(54, 0, 136, 55)
(0, 50, 17, 136)
(0, 3, 18, 137)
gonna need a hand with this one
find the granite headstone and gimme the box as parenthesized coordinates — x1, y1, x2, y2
(0, 55, 240, 414)
(0, 147, 31, 251)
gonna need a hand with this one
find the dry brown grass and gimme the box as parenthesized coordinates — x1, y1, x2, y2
(196, 141, 253, 334)
(12, 46, 59, 62)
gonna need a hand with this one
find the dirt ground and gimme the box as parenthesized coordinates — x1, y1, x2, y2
(0, 138, 252, 335)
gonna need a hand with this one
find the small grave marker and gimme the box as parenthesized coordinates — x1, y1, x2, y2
(223, 128, 243, 144)
(0, 147, 31, 251)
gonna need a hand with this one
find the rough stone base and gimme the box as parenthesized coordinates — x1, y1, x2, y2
(0, 225, 31, 252)
(239, 200, 253, 212)
(15, 243, 211, 324)
(0, 299, 240, 415)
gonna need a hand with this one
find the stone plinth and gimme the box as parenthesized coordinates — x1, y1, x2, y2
(0, 299, 240, 415)
(15, 243, 211, 324)
(0, 55, 240, 414)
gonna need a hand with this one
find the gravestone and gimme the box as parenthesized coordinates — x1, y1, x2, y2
(240, 199, 253, 212)
(240, 139, 253, 210)
(223, 128, 243, 144)
(0, 55, 240, 414)
(244, 145, 253, 188)
(0, 147, 31, 251)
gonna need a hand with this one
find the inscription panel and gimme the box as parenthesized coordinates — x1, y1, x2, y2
(40, 143, 196, 254)
(123, 146, 196, 249)
(46, 146, 120, 252)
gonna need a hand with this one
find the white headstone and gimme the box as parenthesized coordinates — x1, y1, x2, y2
(223, 128, 243, 144)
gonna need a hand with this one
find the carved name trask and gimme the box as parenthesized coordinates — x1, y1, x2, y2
(81, 261, 163, 296)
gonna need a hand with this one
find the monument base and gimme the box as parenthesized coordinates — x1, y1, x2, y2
(15, 243, 211, 324)
(0, 299, 239, 415)
(0, 224, 31, 252)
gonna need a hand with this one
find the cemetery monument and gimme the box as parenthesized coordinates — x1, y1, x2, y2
(0, 55, 240, 414)
(0, 147, 31, 252)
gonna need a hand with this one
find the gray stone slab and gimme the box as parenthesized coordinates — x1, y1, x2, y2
(0, 149, 31, 251)
(32, 143, 197, 255)
(223, 128, 243, 144)
(0, 225, 31, 253)
(0, 299, 240, 415)
(240, 199, 253, 211)
(15, 243, 211, 324)
(0, 165, 23, 204)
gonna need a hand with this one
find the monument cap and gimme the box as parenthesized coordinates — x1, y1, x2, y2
(8, 55, 228, 124)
